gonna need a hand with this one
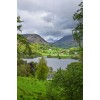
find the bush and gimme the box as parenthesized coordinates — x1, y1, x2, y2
(17, 64, 31, 77)
(46, 83, 63, 100)
(17, 60, 38, 77)
(46, 62, 83, 100)
(29, 62, 37, 76)
(63, 62, 83, 100)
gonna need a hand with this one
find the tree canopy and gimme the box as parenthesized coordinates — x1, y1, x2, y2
(17, 16, 32, 58)
(17, 16, 23, 32)
(72, 2, 83, 48)
(36, 57, 49, 80)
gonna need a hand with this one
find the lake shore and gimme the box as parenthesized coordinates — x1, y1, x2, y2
(23, 57, 78, 71)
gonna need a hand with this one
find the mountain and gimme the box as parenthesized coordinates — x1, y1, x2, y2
(23, 34, 48, 44)
(22, 34, 78, 48)
(52, 35, 78, 48)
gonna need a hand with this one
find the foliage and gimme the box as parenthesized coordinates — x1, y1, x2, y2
(18, 62, 83, 100)
(46, 82, 64, 100)
(17, 63, 31, 77)
(62, 62, 83, 100)
(72, 2, 83, 48)
(17, 16, 23, 32)
(72, 2, 83, 62)
(46, 62, 83, 100)
(52, 68, 66, 87)
(19, 42, 80, 59)
(29, 62, 37, 77)
(17, 34, 32, 59)
(36, 57, 49, 80)
(17, 2, 83, 100)
(17, 60, 37, 77)
(47, 3, 83, 99)
(17, 16, 32, 67)
(45, 69, 65, 100)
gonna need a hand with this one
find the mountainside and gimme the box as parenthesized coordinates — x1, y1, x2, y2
(52, 35, 78, 48)
(22, 34, 78, 48)
(23, 34, 48, 44)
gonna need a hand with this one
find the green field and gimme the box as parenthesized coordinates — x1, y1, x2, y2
(17, 76, 49, 100)
(18, 43, 80, 59)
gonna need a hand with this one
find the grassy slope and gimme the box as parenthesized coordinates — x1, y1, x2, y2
(19, 43, 79, 59)
(17, 76, 48, 100)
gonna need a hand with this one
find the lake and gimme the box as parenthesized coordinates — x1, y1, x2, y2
(23, 57, 78, 71)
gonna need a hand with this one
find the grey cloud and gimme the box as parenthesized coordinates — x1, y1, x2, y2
(17, 0, 82, 42)
(42, 12, 55, 23)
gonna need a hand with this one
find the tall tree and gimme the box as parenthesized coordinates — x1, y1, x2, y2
(17, 16, 23, 32)
(36, 57, 49, 80)
(17, 16, 32, 59)
(17, 16, 32, 69)
(72, 2, 83, 48)
(72, 2, 83, 61)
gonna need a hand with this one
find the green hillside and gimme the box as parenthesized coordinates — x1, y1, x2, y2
(17, 76, 48, 100)
(52, 35, 78, 48)
(18, 43, 80, 59)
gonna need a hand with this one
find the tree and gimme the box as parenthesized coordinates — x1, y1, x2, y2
(36, 57, 49, 80)
(62, 62, 83, 100)
(47, 62, 83, 100)
(72, 2, 83, 48)
(17, 16, 24, 32)
(17, 16, 32, 78)
(29, 62, 37, 76)
(17, 60, 32, 77)
(45, 68, 66, 100)
(17, 16, 32, 59)
(72, 2, 83, 61)
(46, 3, 83, 100)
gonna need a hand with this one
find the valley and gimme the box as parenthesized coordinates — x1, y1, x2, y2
(18, 34, 80, 59)
(17, 1, 83, 99)
(17, 33, 82, 100)
(18, 42, 80, 59)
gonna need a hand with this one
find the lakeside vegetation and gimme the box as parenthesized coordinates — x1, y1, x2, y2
(17, 61, 82, 100)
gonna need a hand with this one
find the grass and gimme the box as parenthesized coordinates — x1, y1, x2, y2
(17, 76, 48, 100)
(19, 43, 80, 59)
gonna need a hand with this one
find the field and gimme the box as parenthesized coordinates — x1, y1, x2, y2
(17, 76, 48, 100)
(18, 43, 80, 59)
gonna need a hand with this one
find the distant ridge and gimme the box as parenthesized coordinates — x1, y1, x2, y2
(52, 35, 78, 48)
(23, 34, 48, 44)
(22, 34, 78, 48)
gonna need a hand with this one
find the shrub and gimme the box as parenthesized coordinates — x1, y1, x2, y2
(46, 62, 83, 100)
(17, 64, 31, 77)
(62, 62, 83, 100)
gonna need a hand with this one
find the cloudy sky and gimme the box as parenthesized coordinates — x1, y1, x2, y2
(17, 0, 82, 42)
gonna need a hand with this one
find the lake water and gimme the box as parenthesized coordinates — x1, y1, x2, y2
(23, 57, 78, 71)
